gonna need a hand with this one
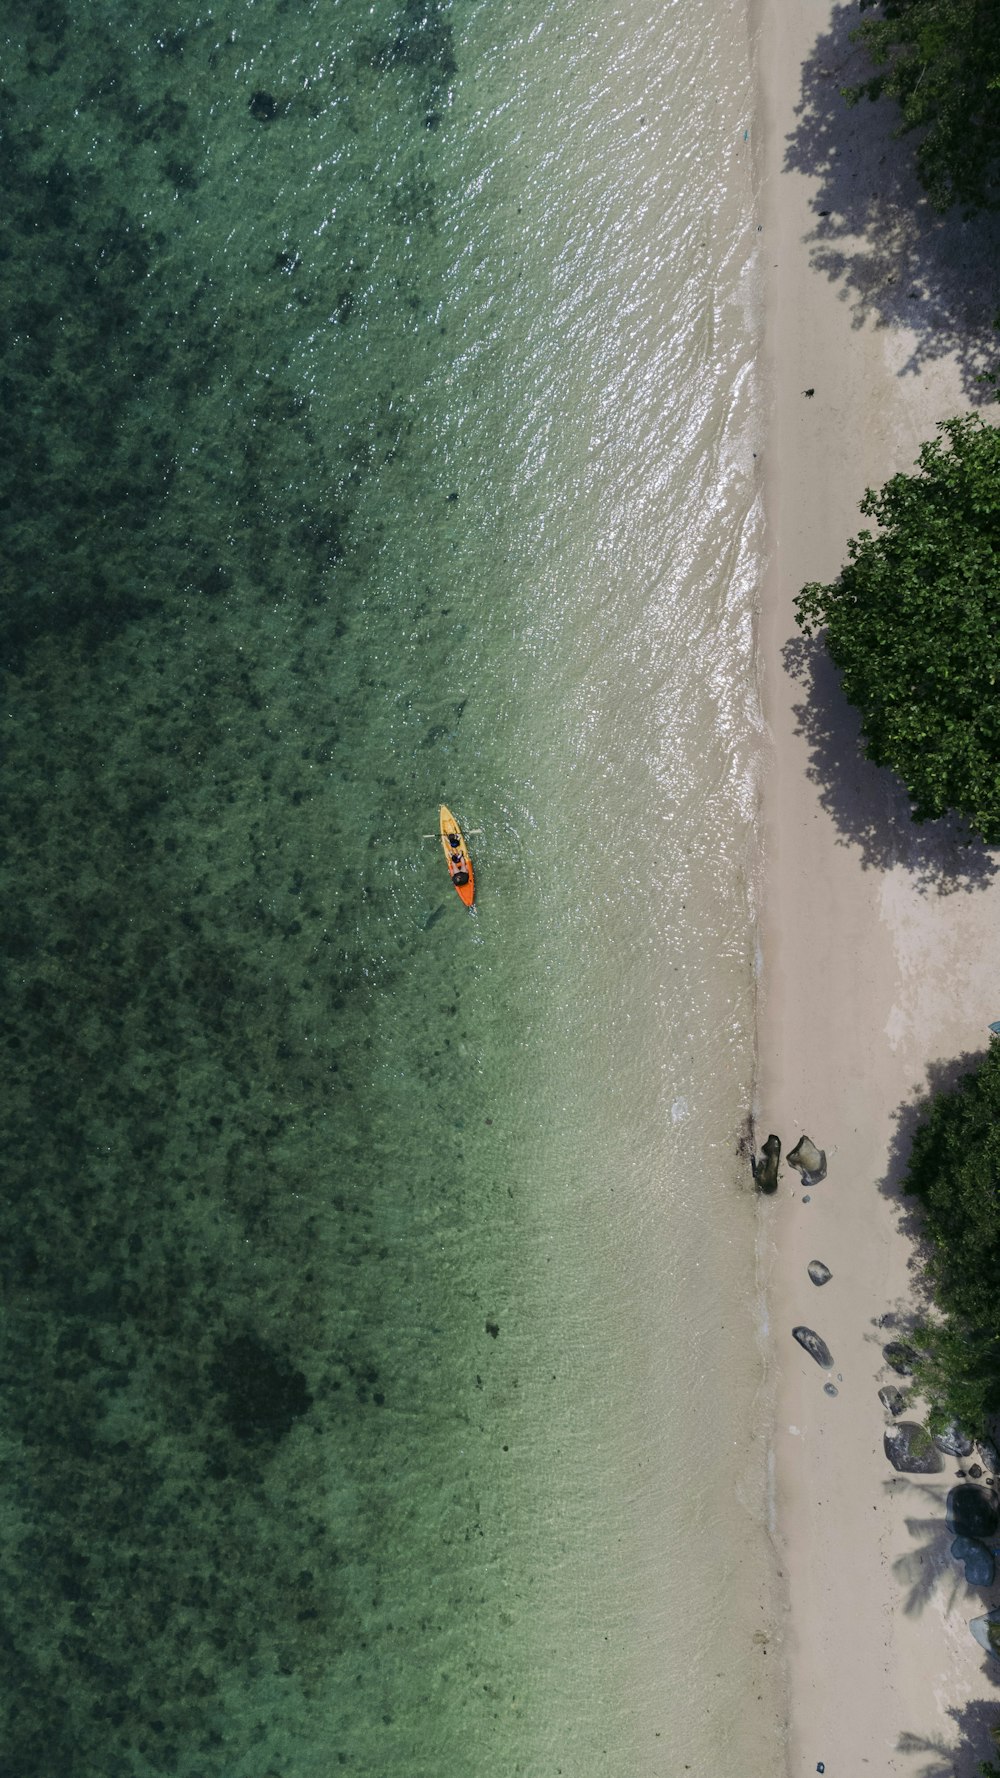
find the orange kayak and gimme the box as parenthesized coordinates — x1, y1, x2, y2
(439, 804, 474, 907)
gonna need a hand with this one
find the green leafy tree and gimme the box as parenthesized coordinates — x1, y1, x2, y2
(903, 1039, 1000, 1434)
(844, 0, 1000, 213)
(794, 414, 1000, 844)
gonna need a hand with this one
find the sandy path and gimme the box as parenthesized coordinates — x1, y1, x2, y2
(754, 0, 1000, 1769)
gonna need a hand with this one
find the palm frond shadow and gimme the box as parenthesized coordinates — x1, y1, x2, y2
(893, 1508, 970, 1617)
(899, 1696, 1000, 1777)
(781, 635, 999, 893)
(783, 3, 1000, 400)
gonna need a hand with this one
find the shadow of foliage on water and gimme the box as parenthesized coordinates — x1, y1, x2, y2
(783, 2, 1000, 399)
(780, 635, 999, 892)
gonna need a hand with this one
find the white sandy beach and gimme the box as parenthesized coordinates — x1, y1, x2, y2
(756, 0, 1000, 1771)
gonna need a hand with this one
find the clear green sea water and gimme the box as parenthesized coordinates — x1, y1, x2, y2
(1, 2, 782, 1773)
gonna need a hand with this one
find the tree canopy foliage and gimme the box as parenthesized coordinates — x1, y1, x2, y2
(794, 414, 1000, 844)
(904, 1040, 1000, 1435)
(844, 0, 1000, 213)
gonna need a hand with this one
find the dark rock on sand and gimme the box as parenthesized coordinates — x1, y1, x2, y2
(882, 1341, 918, 1375)
(754, 1133, 781, 1194)
(978, 1438, 1000, 1474)
(951, 1536, 996, 1587)
(807, 1260, 832, 1286)
(934, 1423, 975, 1458)
(883, 1422, 944, 1473)
(947, 1483, 999, 1540)
(878, 1385, 905, 1417)
(792, 1326, 833, 1368)
(969, 1464, 984, 1480)
(788, 1134, 827, 1185)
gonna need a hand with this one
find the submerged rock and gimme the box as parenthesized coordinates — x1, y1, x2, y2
(792, 1326, 833, 1369)
(934, 1423, 975, 1458)
(807, 1260, 832, 1287)
(878, 1385, 906, 1417)
(882, 1341, 919, 1376)
(883, 1422, 944, 1473)
(947, 1483, 999, 1540)
(788, 1134, 827, 1185)
(754, 1133, 781, 1194)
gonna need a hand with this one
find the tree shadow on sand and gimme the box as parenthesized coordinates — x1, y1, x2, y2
(889, 1476, 1000, 1618)
(873, 1051, 991, 1312)
(899, 1695, 1000, 1777)
(883, 1048, 992, 1202)
(784, 4, 1000, 399)
(781, 634, 1000, 893)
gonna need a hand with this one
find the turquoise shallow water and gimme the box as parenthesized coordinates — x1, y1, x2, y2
(1, 2, 780, 1773)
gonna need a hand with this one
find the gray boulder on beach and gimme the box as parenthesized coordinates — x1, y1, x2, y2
(807, 1260, 832, 1286)
(883, 1422, 944, 1473)
(792, 1325, 833, 1369)
(878, 1385, 905, 1417)
(934, 1423, 975, 1458)
(947, 1484, 999, 1540)
(882, 1341, 919, 1376)
(950, 1536, 996, 1587)
(754, 1134, 781, 1194)
(788, 1134, 827, 1185)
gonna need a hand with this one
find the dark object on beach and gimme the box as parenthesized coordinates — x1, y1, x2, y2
(884, 1422, 944, 1473)
(947, 1483, 999, 1540)
(823, 1382, 838, 1397)
(882, 1340, 918, 1375)
(878, 1385, 906, 1416)
(754, 1133, 781, 1193)
(789, 1135, 827, 1184)
(803, 387, 815, 398)
(485, 1320, 499, 1339)
(978, 1438, 1000, 1474)
(808, 1259, 832, 1286)
(969, 1463, 984, 1479)
(792, 1326, 833, 1368)
(951, 1535, 996, 1587)
(249, 90, 278, 121)
(934, 1422, 975, 1457)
